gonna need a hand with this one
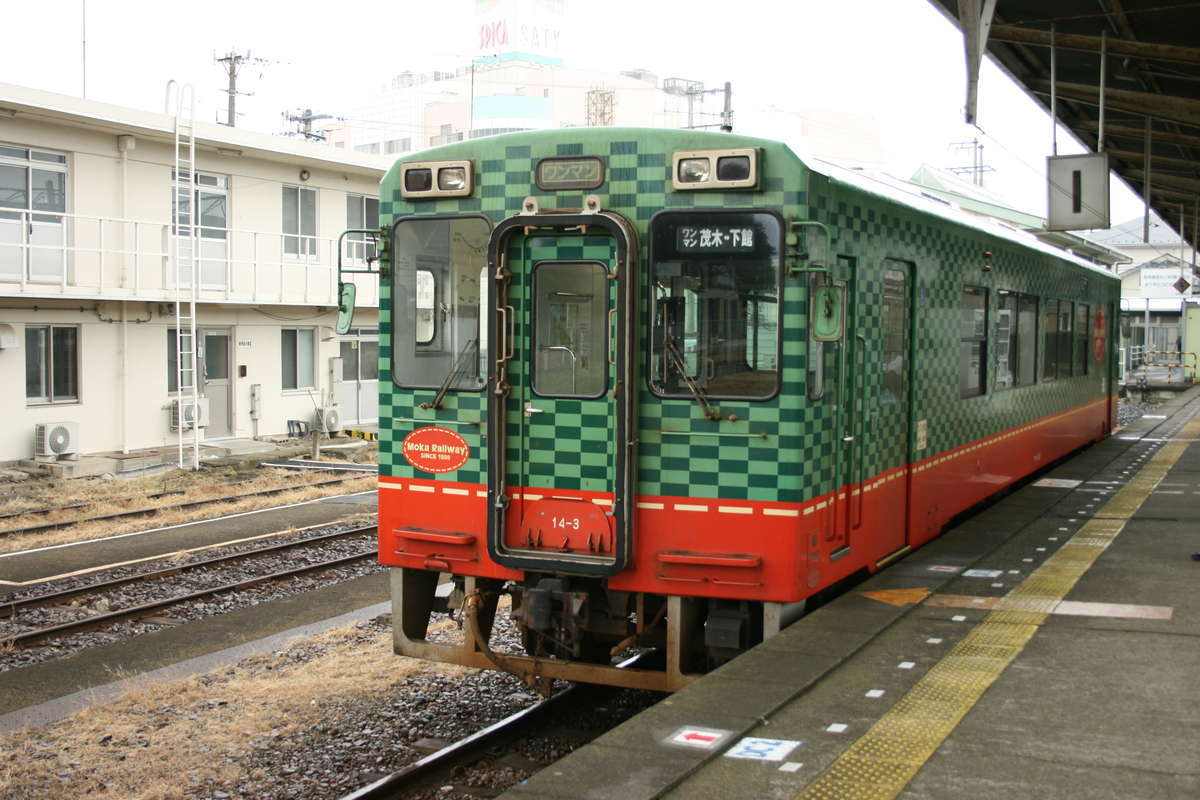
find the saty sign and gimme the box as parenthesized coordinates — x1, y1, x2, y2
(401, 427, 471, 474)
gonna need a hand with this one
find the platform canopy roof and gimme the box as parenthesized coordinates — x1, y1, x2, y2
(928, 0, 1200, 249)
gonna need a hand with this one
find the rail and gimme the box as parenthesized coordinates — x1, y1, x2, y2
(0, 208, 380, 307)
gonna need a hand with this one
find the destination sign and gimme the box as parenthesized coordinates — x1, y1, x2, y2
(676, 225, 756, 253)
(535, 157, 605, 191)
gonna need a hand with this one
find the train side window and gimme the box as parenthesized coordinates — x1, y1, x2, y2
(997, 291, 1038, 390)
(882, 269, 907, 404)
(1074, 303, 1089, 376)
(807, 276, 824, 400)
(996, 291, 1017, 390)
(959, 285, 987, 398)
(1042, 300, 1059, 381)
(392, 215, 490, 391)
(1057, 300, 1074, 379)
(1018, 294, 1038, 385)
(648, 210, 782, 400)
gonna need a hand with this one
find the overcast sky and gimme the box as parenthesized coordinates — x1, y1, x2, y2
(1, 0, 1157, 227)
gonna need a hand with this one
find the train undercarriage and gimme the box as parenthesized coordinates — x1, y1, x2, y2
(389, 568, 807, 694)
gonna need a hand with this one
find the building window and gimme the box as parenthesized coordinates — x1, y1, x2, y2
(171, 171, 228, 288)
(281, 328, 315, 390)
(1, 143, 68, 282)
(166, 328, 196, 392)
(26, 324, 78, 404)
(960, 286, 988, 397)
(282, 185, 317, 260)
(345, 193, 379, 264)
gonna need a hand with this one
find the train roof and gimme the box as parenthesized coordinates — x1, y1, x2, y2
(803, 152, 1120, 281)
(390, 126, 1119, 281)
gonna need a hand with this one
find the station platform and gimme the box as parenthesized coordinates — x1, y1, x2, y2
(503, 388, 1200, 800)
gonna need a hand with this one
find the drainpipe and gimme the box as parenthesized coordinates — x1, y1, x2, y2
(121, 301, 129, 453)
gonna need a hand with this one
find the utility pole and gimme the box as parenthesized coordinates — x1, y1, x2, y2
(947, 138, 995, 186)
(664, 78, 733, 131)
(284, 108, 336, 141)
(215, 49, 272, 127)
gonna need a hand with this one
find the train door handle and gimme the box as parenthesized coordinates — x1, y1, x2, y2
(842, 435, 855, 443)
(524, 403, 545, 416)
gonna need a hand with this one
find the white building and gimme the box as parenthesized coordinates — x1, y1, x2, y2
(0, 83, 391, 466)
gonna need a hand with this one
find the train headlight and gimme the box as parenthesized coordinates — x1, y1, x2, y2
(437, 166, 468, 191)
(400, 160, 474, 198)
(672, 148, 759, 190)
(404, 168, 432, 193)
(677, 157, 711, 184)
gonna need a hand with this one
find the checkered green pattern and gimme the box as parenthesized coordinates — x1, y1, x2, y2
(376, 128, 1120, 504)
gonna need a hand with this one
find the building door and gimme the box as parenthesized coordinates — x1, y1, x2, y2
(336, 330, 380, 424)
(200, 329, 233, 438)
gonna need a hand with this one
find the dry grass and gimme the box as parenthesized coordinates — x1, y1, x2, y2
(0, 468, 376, 555)
(0, 620, 465, 800)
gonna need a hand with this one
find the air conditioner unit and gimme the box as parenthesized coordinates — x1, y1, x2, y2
(171, 397, 210, 431)
(314, 405, 340, 434)
(34, 422, 81, 460)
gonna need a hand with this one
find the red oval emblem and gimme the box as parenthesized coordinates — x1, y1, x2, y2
(401, 427, 471, 474)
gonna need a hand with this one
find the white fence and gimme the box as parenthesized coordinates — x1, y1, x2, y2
(0, 209, 380, 307)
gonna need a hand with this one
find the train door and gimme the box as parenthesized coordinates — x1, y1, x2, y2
(843, 260, 910, 559)
(486, 213, 637, 577)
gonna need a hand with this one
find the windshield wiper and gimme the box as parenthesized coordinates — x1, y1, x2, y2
(420, 337, 479, 410)
(663, 337, 720, 421)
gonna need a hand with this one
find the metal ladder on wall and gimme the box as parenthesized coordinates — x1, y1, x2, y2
(167, 81, 201, 470)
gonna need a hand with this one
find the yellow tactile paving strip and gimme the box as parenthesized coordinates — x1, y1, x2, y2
(795, 418, 1199, 800)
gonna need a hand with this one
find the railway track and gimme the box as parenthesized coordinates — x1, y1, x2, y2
(0, 475, 373, 538)
(0, 525, 378, 650)
(342, 679, 646, 800)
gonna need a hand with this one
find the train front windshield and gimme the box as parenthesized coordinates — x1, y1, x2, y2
(649, 211, 782, 399)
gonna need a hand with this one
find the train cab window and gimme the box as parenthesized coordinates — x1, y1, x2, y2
(649, 211, 781, 399)
(959, 286, 988, 397)
(1074, 303, 1090, 376)
(392, 216, 490, 390)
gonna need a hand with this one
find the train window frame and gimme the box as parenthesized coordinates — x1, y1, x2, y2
(646, 208, 783, 402)
(390, 214, 492, 393)
(959, 285, 988, 398)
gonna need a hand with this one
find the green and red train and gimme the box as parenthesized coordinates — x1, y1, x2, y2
(340, 127, 1120, 692)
